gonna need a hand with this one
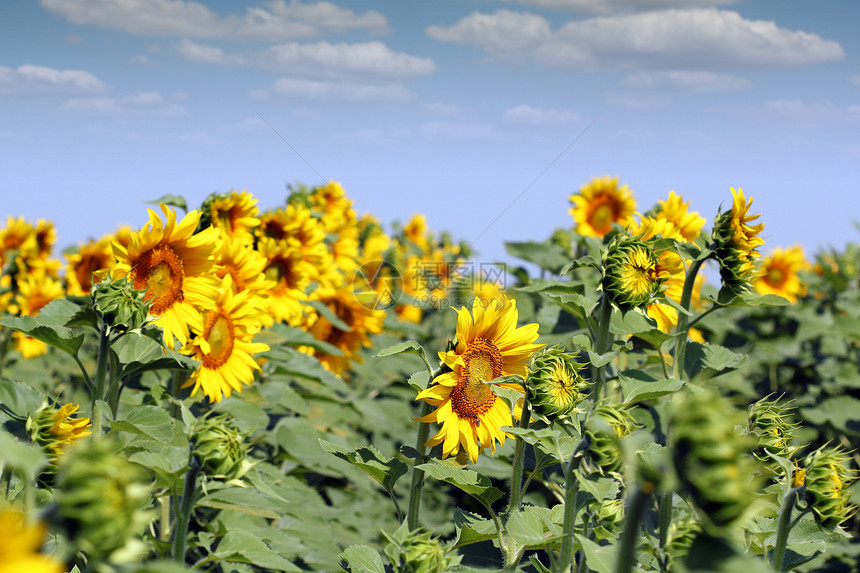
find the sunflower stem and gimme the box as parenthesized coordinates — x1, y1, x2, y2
(172, 454, 201, 563)
(614, 483, 653, 573)
(91, 322, 111, 435)
(169, 370, 187, 421)
(507, 400, 531, 518)
(559, 437, 589, 573)
(592, 293, 613, 399)
(772, 485, 803, 572)
(671, 257, 705, 380)
(407, 371, 436, 531)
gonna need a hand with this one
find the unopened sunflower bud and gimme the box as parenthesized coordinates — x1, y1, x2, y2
(527, 346, 591, 420)
(602, 234, 662, 311)
(671, 389, 763, 531)
(54, 437, 153, 562)
(383, 528, 462, 573)
(586, 403, 638, 474)
(596, 497, 625, 525)
(802, 446, 857, 529)
(192, 414, 249, 479)
(665, 513, 701, 561)
(91, 273, 151, 332)
(712, 188, 765, 296)
(747, 396, 800, 473)
(27, 401, 91, 461)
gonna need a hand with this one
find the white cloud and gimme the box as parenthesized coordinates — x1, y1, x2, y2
(0, 64, 107, 95)
(849, 74, 860, 88)
(422, 102, 462, 116)
(251, 77, 413, 103)
(503, 104, 580, 126)
(128, 54, 150, 65)
(267, 41, 435, 77)
(500, 0, 741, 15)
(419, 121, 500, 142)
(177, 38, 244, 64)
(333, 127, 413, 145)
(621, 71, 751, 92)
(428, 9, 844, 70)
(62, 91, 186, 115)
(709, 100, 860, 123)
(40, 0, 389, 41)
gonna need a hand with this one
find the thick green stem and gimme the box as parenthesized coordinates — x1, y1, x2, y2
(559, 438, 589, 573)
(90, 323, 111, 429)
(772, 485, 803, 572)
(592, 294, 613, 399)
(169, 370, 187, 421)
(672, 257, 705, 380)
(614, 485, 653, 573)
(406, 399, 433, 530)
(172, 456, 201, 563)
(657, 491, 673, 570)
(507, 400, 532, 517)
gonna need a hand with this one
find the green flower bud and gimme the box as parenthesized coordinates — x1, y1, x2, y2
(26, 401, 92, 462)
(802, 446, 857, 529)
(383, 528, 462, 573)
(54, 437, 153, 563)
(586, 403, 638, 474)
(595, 497, 625, 525)
(91, 273, 151, 333)
(602, 234, 662, 312)
(711, 188, 765, 296)
(671, 389, 763, 531)
(527, 346, 591, 420)
(665, 512, 701, 561)
(747, 395, 800, 473)
(192, 414, 249, 480)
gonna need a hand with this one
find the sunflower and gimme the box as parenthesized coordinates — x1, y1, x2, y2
(0, 216, 37, 259)
(569, 176, 636, 237)
(12, 271, 64, 358)
(213, 233, 272, 323)
(258, 204, 338, 286)
(415, 296, 543, 463)
(206, 189, 260, 244)
(753, 245, 809, 303)
(257, 236, 312, 326)
(403, 214, 430, 250)
(28, 402, 92, 457)
(183, 278, 270, 403)
(653, 191, 706, 242)
(111, 204, 220, 348)
(713, 188, 765, 294)
(309, 180, 357, 232)
(0, 509, 64, 573)
(307, 285, 385, 374)
(64, 234, 115, 296)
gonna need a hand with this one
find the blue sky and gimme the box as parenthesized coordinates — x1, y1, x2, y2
(2, 0, 859, 268)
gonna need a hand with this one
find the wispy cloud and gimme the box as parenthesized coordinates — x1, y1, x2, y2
(428, 9, 844, 70)
(61, 91, 187, 116)
(419, 121, 501, 142)
(502, 104, 580, 126)
(250, 77, 414, 103)
(709, 99, 860, 123)
(40, 0, 389, 41)
(499, 0, 741, 15)
(0, 64, 107, 96)
(621, 71, 751, 92)
(177, 38, 244, 65)
(267, 41, 435, 77)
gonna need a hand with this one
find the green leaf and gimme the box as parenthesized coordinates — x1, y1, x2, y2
(374, 340, 428, 364)
(113, 331, 194, 379)
(146, 194, 187, 212)
(304, 300, 352, 332)
(619, 370, 685, 404)
(417, 462, 504, 507)
(0, 299, 86, 357)
(0, 379, 47, 417)
(683, 342, 747, 381)
(406, 370, 429, 393)
(505, 241, 570, 271)
(199, 487, 289, 519)
(507, 506, 560, 548)
(319, 439, 408, 492)
(801, 396, 860, 437)
(259, 323, 343, 356)
(548, 291, 600, 320)
(213, 531, 300, 571)
(338, 545, 386, 573)
(112, 405, 182, 444)
(453, 508, 498, 548)
(0, 432, 47, 480)
(609, 308, 655, 335)
(577, 536, 616, 573)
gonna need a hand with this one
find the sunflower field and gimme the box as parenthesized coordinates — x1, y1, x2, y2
(0, 179, 858, 573)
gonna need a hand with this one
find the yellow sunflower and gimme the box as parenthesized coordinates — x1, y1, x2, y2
(0, 216, 37, 259)
(713, 188, 766, 294)
(403, 214, 430, 251)
(258, 204, 337, 286)
(213, 233, 273, 323)
(111, 204, 220, 348)
(307, 286, 385, 374)
(258, 236, 312, 326)
(569, 176, 636, 237)
(309, 180, 357, 232)
(0, 509, 64, 573)
(207, 189, 260, 244)
(64, 234, 115, 296)
(29, 402, 92, 457)
(753, 245, 809, 303)
(415, 296, 543, 463)
(183, 278, 270, 403)
(12, 271, 64, 358)
(727, 187, 765, 254)
(654, 191, 706, 242)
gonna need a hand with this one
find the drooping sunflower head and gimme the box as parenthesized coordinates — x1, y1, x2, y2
(586, 403, 639, 474)
(652, 191, 706, 242)
(27, 401, 92, 460)
(713, 188, 765, 296)
(192, 413, 251, 479)
(527, 345, 591, 420)
(802, 446, 857, 529)
(414, 296, 543, 463)
(747, 395, 801, 473)
(602, 234, 663, 311)
(64, 234, 115, 296)
(753, 245, 809, 303)
(569, 176, 636, 238)
(202, 189, 260, 244)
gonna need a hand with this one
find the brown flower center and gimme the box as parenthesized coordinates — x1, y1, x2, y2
(201, 311, 234, 369)
(450, 338, 503, 423)
(765, 264, 787, 288)
(132, 245, 185, 314)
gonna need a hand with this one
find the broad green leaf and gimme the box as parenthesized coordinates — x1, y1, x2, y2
(0, 379, 46, 417)
(407, 370, 430, 393)
(258, 323, 343, 356)
(199, 487, 289, 519)
(374, 340, 428, 364)
(304, 300, 352, 332)
(417, 462, 504, 507)
(129, 447, 188, 489)
(113, 331, 195, 379)
(0, 431, 47, 480)
(577, 536, 616, 573)
(319, 439, 408, 492)
(213, 531, 300, 571)
(146, 194, 187, 212)
(609, 308, 655, 335)
(507, 506, 560, 548)
(0, 299, 85, 357)
(801, 396, 860, 437)
(683, 342, 747, 381)
(505, 241, 570, 271)
(619, 370, 685, 404)
(338, 545, 386, 573)
(112, 405, 181, 444)
(453, 509, 498, 548)
(547, 291, 600, 320)
(683, 533, 773, 573)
